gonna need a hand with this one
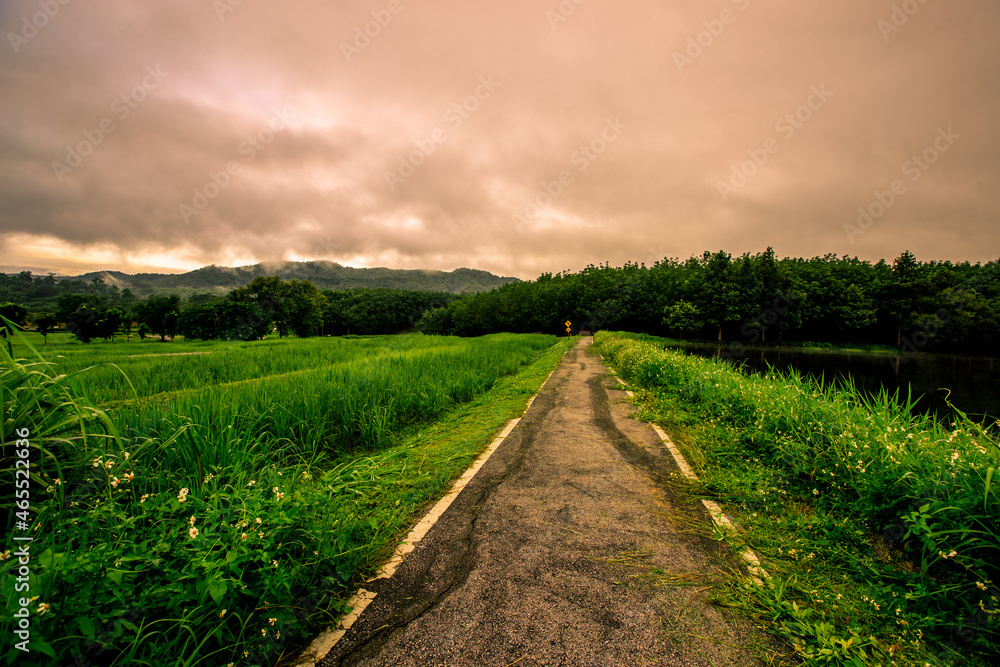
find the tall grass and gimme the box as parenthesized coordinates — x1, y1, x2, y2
(111, 334, 556, 466)
(1, 331, 559, 666)
(13, 334, 494, 406)
(595, 331, 999, 666)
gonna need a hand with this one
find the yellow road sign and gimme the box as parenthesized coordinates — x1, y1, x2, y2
(564, 320, 571, 327)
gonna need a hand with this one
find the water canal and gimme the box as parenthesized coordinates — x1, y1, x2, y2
(668, 342, 1000, 423)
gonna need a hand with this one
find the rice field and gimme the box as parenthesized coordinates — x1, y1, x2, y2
(1, 331, 567, 666)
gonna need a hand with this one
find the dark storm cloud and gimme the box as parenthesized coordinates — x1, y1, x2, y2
(1, 0, 998, 278)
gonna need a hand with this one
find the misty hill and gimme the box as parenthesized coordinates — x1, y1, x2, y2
(71, 261, 518, 297)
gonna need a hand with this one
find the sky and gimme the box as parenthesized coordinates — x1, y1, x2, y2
(1, 0, 998, 280)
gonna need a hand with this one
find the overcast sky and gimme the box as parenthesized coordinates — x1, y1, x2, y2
(1, 0, 998, 279)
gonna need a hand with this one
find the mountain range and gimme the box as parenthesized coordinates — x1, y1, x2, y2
(66, 261, 518, 296)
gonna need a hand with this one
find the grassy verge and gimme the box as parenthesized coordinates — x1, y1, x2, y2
(658, 336, 900, 355)
(594, 331, 999, 667)
(1, 331, 571, 666)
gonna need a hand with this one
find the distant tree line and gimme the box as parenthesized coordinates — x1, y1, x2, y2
(416, 249, 1000, 355)
(4, 274, 458, 343)
(0, 264, 512, 312)
(8, 251, 999, 354)
(0, 271, 123, 313)
(175, 278, 456, 340)
(321, 288, 456, 335)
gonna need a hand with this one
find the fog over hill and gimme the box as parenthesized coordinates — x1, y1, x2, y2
(67, 261, 518, 296)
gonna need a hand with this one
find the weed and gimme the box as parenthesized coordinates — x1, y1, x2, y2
(596, 331, 999, 666)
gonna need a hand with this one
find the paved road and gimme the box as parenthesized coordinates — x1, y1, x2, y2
(318, 337, 769, 667)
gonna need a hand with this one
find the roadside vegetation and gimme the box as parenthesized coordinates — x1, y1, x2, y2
(595, 331, 999, 666)
(1, 327, 568, 666)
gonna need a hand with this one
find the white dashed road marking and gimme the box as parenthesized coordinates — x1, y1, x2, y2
(611, 374, 770, 587)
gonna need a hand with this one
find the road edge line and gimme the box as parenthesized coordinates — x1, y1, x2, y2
(609, 373, 771, 587)
(294, 347, 567, 666)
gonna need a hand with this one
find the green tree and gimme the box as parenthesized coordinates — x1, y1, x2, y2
(699, 251, 742, 340)
(285, 280, 327, 337)
(33, 314, 58, 344)
(0, 302, 28, 336)
(135, 295, 181, 341)
(229, 276, 288, 336)
(879, 250, 927, 347)
(97, 308, 125, 342)
(416, 305, 453, 335)
(185, 292, 223, 309)
(121, 305, 138, 343)
(66, 305, 102, 343)
(176, 304, 221, 340)
(663, 300, 702, 339)
(922, 287, 999, 352)
(119, 288, 137, 313)
(216, 301, 269, 341)
(55, 294, 94, 324)
(832, 283, 878, 334)
(173, 300, 268, 341)
(397, 250, 1000, 353)
(750, 247, 786, 342)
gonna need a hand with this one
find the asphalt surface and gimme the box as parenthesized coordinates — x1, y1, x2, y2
(317, 337, 770, 667)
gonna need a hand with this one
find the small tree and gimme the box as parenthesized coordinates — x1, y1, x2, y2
(121, 306, 138, 343)
(33, 314, 58, 344)
(97, 308, 125, 342)
(285, 280, 327, 337)
(66, 305, 101, 343)
(176, 304, 218, 340)
(218, 301, 269, 341)
(120, 290, 138, 341)
(229, 276, 289, 336)
(663, 300, 703, 340)
(135, 295, 181, 341)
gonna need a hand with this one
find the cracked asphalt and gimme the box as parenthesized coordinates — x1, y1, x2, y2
(317, 337, 771, 667)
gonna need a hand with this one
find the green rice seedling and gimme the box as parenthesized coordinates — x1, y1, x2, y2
(16, 335, 450, 405)
(1, 330, 563, 666)
(108, 334, 557, 464)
